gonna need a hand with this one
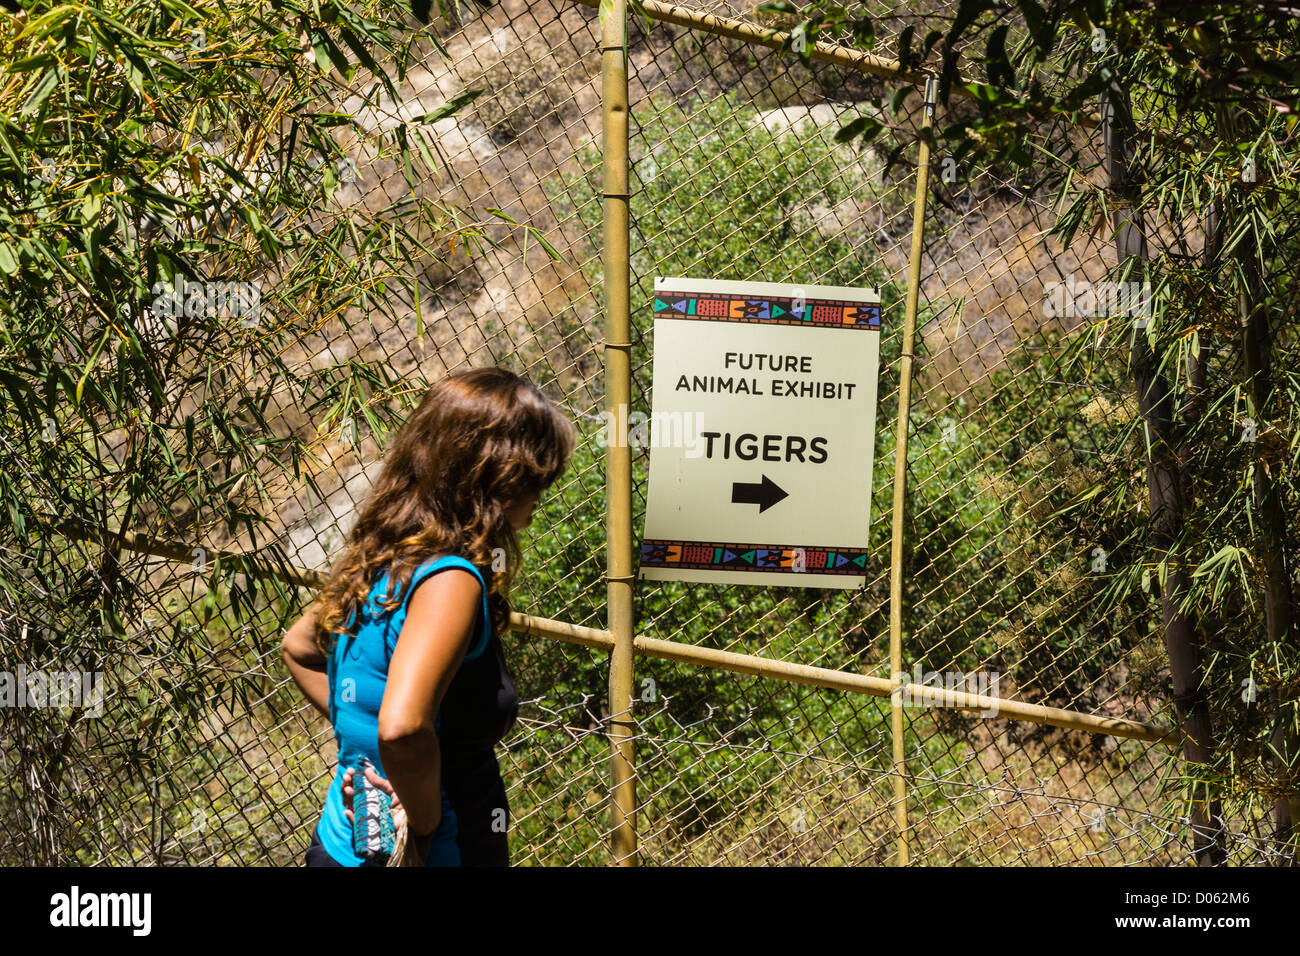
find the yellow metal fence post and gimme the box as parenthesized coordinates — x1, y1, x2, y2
(889, 74, 938, 868)
(601, 0, 638, 866)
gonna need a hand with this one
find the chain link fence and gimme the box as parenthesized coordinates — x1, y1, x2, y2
(1, 0, 1290, 866)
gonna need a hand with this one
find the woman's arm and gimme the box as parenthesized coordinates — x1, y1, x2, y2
(376, 569, 481, 837)
(280, 601, 330, 718)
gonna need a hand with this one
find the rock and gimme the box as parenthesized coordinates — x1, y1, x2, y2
(277, 459, 384, 571)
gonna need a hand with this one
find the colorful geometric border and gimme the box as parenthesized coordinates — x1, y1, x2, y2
(653, 288, 881, 331)
(640, 538, 869, 575)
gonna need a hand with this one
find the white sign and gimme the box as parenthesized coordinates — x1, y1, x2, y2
(639, 276, 881, 588)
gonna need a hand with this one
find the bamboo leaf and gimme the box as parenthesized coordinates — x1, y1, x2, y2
(20, 68, 60, 116)
(418, 88, 484, 124)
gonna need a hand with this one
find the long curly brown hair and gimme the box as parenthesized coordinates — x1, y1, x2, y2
(313, 366, 575, 654)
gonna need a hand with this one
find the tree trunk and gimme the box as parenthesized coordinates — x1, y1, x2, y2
(1218, 93, 1297, 858)
(1102, 80, 1227, 866)
(1240, 243, 1297, 854)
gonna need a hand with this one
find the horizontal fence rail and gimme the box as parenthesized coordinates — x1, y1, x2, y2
(40, 520, 1181, 747)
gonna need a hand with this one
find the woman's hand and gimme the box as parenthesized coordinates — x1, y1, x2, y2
(342, 764, 436, 863)
(342, 764, 407, 830)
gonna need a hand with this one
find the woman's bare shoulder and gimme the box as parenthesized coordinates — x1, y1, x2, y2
(407, 562, 482, 609)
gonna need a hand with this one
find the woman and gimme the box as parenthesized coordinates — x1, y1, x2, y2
(280, 366, 575, 866)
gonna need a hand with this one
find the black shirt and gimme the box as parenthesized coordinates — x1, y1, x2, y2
(438, 612, 519, 866)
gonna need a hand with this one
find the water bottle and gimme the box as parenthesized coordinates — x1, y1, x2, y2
(349, 755, 395, 865)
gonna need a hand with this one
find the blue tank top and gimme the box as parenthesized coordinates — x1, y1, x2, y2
(316, 554, 492, 867)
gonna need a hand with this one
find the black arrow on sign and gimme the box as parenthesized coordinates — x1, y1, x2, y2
(730, 475, 789, 513)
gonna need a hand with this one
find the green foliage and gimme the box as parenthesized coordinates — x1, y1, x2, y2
(0, 0, 547, 864)
(791, 0, 1300, 849)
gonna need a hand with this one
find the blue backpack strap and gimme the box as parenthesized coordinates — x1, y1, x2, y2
(385, 554, 492, 663)
(326, 635, 338, 745)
